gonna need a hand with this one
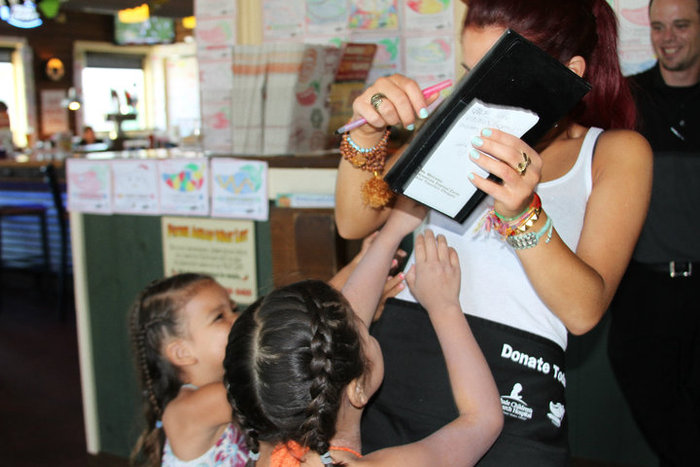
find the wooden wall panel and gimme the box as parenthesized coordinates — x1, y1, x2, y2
(269, 206, 362, 288)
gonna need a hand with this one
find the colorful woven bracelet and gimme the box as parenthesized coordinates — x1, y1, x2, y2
(340, 129, 394, 208)
(481, 193, 542, 237)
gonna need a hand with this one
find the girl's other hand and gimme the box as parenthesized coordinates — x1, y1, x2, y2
(405, 229, 461, 314)
(373, 272, 406, 322)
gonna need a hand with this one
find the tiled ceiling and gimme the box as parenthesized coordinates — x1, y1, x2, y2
(60, 0, 193, 18)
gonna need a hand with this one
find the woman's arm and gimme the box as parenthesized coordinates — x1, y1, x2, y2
(335, 152, 398, 239)
(360, 231, 502, 466)
(335, 74, 436, 239)
(468, 128, 653, 334)
(531, 129, 652, 333)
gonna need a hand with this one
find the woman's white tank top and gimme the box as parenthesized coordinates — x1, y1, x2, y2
(396, 127, 602, 349)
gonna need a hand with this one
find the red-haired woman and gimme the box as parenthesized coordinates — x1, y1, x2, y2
(334, 0, 652, 464)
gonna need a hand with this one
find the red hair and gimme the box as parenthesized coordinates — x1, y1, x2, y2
(463, 0, 636, 130)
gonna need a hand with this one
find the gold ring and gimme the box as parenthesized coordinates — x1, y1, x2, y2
(370, 93, 386, 112)
(516, 151, 531, 176)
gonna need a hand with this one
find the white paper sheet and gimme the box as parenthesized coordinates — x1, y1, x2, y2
(210, 158, 269, 220)
(403, 100, 539, 217)
(158, 159, 210, 216)
(111, 160, 160, 215)
(66, 159, 113, 214)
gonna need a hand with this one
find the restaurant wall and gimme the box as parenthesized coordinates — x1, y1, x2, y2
(0, 11, 114, 139)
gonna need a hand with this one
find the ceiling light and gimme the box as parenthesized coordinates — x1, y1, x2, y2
(182, 15, 195, 29)
(118, 3, 149, 24)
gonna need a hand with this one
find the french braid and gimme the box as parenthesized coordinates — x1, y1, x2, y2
(224, 280, 365, 466)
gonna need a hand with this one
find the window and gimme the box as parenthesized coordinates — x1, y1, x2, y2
(81, 52, 146, 135)
(0, 48, 16, 117)
(0, 44, 29, 147)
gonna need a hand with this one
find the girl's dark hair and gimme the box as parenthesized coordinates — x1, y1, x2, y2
(224, 280, 366, 466)
(129, 272, 216, 466)
(464, 0, 636, 130)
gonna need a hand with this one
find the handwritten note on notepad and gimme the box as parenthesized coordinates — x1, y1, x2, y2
(403, 100, 539, 218)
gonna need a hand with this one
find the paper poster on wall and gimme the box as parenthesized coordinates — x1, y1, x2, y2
(404, 35, 454, 88)
(306, 0, 350, 36)
(66, 159, 113, 214)
(613, 0, 655, 75)
(195, 16, 237, 49)
(111, 160, 160, 215)
(198, 47, 234, 90)
(349, 0, 399, 30)
(40, 89, 69, 136)
(402, 0, 453, 33)
(157, 159, 210, 216)
(162, 216, 258, 303)
(349, 33, 401, 83)
(195, 0, 236, 17)
(201, 89, 233, 153)
(211, 158, 269, 220)
(263, 0, 305, 41)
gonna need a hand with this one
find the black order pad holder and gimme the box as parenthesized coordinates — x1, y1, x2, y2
(384, 29, 591, 223)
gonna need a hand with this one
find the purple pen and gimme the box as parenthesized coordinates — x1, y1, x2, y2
(334, 79, 453, 135)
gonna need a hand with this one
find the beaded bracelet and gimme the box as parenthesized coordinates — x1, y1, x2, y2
(506, 215, 553, 249)
(479, 194, 542, 238)
(340, 129, 394, 208)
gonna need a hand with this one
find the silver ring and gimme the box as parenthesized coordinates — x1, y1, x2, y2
(370, 92, 386, 112)
(516, 151, 531, 176)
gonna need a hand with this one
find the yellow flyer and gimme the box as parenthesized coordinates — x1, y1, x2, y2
(162, 216, 257, 303)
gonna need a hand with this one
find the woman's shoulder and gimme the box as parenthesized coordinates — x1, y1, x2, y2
(595, 128, 652, 161)
(592, 128, 653, 182)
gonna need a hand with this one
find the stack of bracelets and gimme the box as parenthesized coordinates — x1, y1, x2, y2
(340, 129, 393, 208)
(481, 193, 554, 249)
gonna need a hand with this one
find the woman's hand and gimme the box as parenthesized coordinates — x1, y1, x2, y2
(349, 74, 438, 140)
(466, 128, 542, 217)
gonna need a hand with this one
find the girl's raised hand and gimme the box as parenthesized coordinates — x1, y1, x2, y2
(467, 128, 542, 218)
(405, 229, 461, 315)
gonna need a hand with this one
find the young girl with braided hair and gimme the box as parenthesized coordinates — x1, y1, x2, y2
(224, 198, 503, 466)
(129, 273, 249, 466)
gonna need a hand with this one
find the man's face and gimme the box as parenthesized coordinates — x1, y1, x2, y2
(649, 0, 700, 76)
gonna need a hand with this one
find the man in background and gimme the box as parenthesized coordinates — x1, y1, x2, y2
(608, 0, 700, 465)
(0, 101, 13, 158)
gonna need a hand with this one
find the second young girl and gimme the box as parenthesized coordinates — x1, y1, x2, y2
(224, 198, 503, 466)
(129, 273, 249, 466)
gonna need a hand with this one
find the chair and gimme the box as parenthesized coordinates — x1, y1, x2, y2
(0, 200, 51, 312)
(42, 164, 71, 321)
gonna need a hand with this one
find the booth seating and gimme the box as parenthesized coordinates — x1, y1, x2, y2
(0, 163, 71, 320)
(0, 202, 50, 311)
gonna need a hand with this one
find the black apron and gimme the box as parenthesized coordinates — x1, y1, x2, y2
(362, 298, 569, 466)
